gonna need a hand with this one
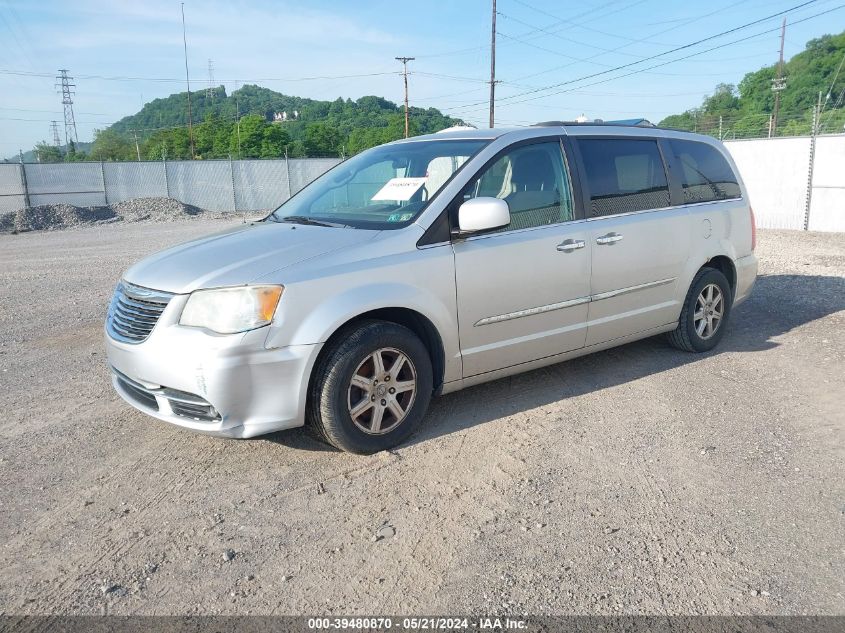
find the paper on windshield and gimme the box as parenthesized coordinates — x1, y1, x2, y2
(371, 177, 427, 201)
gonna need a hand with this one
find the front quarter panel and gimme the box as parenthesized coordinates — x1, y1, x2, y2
(261, 230, 462, 385)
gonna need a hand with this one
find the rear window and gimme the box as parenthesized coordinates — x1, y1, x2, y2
(669, 139, 741, 203)
(578, 138, 670, 217)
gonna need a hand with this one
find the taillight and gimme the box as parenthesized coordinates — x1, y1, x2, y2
(749, 206, 757, 251)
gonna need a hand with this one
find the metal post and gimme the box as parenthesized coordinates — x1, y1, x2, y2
(229, 155, 240, 221)
(719, 115, 723, 141)
(19, 156, 31, 210)
(803, 94, 822, 231)
(489, 0, 497, 128)
(284, 148, 292, 199)
(100, 160, 108, 204)
(163, 156, 170, 199)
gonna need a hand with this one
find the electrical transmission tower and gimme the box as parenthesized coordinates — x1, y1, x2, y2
(56, 69, 78, 146)
(207, 59, 215, 100)
(50, 120, 61, 147)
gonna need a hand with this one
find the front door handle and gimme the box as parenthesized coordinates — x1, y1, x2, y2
(596, 232, 623, 245)
(557, 239, 586, 252)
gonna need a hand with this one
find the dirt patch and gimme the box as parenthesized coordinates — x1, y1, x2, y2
(0, 197, 209, 233)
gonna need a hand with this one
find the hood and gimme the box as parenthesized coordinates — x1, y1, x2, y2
(123, 221, 380, 294)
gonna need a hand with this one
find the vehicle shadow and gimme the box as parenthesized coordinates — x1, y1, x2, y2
(267, 273, 845, 452)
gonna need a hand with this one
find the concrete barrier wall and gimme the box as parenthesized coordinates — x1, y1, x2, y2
(808, 136, 845, 232)
(724, 134, 845, 232)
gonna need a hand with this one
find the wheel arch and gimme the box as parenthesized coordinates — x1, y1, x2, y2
(703, 254, 737, 298)
(307, 307, 447, 399)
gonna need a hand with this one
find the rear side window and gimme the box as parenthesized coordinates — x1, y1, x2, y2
(578, 138, 670, 217)
(669, 139, 741, 203)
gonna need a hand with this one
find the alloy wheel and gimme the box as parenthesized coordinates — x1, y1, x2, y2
(347, 347, 417, 435)
(694, 283, 724, 340)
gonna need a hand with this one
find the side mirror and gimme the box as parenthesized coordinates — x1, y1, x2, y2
(457, 197, 510, 234)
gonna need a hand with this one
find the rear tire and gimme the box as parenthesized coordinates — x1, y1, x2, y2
(307, 320, 433, 454)
(668, 267, 732, 353)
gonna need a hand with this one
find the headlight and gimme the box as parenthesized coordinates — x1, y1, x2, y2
(179, 285, 283, 334)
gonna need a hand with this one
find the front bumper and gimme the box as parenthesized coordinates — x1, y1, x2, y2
(104, 300, 322, 438)
(733, 253, 758, 307)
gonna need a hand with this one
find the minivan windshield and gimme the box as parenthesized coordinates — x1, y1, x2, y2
(270, 139, 489, 229)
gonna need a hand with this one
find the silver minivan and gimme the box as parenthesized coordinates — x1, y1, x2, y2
(105, 123, 757, 453)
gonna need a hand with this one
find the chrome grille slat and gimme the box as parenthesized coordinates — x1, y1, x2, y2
(118, 295, 168, 312)
(114, 302, 162, 322)
(107, 282, 174, 344)
(113, 309, 159, 328)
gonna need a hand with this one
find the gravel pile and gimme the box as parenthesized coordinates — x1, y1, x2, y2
(110, 197, 205, 222)
(0, 197, 208, 233)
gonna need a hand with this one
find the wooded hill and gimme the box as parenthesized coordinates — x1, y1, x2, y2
(69, 86, 463, 162)
(659, 31, 845, 138)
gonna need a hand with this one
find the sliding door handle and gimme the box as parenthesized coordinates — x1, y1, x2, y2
(596, 232, 623, 245)
(557, 239, 586, 252)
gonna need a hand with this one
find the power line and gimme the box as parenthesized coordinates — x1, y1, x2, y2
(508, 0, 683, 47)
(0, 69, 400, 83)
(510, 0, 759, 85)
(449, 0, 835, 114)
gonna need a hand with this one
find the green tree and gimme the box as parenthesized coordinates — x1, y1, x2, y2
(260, 124, 291, 158)
(660, 30, 845, 138)
(89, 128, 135, 161)
(34, 141, 63, 163)
(304, 122, 342, 156)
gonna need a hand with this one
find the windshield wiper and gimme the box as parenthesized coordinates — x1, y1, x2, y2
(274, 215, 347, 228)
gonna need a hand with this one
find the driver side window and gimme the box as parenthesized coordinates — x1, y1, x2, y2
(462, 141, 574, 233)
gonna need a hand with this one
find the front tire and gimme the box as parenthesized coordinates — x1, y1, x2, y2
(668, 267, 732, 353)
(308, 320, 433, 454)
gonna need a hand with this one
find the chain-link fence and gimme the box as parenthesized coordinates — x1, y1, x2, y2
(0, 158, 342, 214)
(3, 139, 843, 231)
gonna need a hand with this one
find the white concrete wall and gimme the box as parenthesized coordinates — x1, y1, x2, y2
(808, 135, 845, 232)
(724, 135, 845, 232)
(724, 137, 811, 230)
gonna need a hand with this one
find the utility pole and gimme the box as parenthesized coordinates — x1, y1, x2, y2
(771, 17, 787, 137)
(489, 0, 497, 128)
(55, 69, 78, 146)
(131, 129, 141, 161)
(50, 120, 61, 147)
(181, 3, 195, 159)
(395, 56, 415, 138)
(718, 115, 723, 140)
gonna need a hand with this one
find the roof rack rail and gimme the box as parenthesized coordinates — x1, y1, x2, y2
(533, 118, 655, 128)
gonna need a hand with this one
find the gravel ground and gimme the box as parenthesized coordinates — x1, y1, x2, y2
(0, 222, 842, 616)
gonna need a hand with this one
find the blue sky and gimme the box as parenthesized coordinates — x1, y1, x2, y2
(1, 0, 842, 153)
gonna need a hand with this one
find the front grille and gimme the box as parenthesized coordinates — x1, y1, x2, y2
(107, 281, 173, 344)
